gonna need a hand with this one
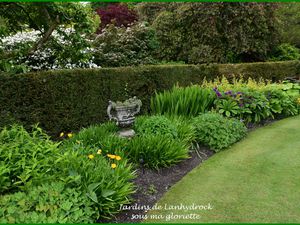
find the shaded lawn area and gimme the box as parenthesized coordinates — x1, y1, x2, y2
(145, 115, 300, 223)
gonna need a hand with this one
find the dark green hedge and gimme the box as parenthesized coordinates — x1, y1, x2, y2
(0, 61, 299, 136)
(218, 60, 300, 81)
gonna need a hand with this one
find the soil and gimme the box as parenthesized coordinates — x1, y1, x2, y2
(98, 147, 214, 223)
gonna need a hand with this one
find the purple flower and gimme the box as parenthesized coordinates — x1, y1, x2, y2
(225, 90, 233, 95)
(239, 103, 244, 107)
(213, 87, 222, 97)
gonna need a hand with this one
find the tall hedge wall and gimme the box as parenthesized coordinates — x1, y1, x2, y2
(0, 60, 299, 136)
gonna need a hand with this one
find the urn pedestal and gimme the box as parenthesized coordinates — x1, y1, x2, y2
(107, 97, 141, 138)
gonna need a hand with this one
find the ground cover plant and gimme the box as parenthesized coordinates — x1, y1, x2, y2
(0, 124, 136, 222)
(0, 182, 97, 223)
(192, 112, 247, 152)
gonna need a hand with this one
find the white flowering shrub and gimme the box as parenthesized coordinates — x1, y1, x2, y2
(0, 29, 100, 73)
(92, 23, 159, 67)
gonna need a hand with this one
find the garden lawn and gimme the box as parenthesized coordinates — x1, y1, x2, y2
(145, 115, 300, 223)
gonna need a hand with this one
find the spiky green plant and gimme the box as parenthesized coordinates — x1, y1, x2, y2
(150, 85, 215, 117)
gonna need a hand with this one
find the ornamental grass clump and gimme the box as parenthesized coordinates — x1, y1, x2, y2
(126, 134, 189, 169)
(150, 85, 216, 117)
(192, 112, 247, 152)
(63, 122, 119, 148)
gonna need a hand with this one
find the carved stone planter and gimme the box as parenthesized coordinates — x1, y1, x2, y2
(107, 97, 142, 138)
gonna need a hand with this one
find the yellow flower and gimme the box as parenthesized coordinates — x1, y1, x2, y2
(107, 154, 116, 159)
(76, 140, 81, 144)
(88, 154, 95, 160)
(67, 133, 73, 138)
(59, 132, 64, 137)
(115, 156, 121, 161)
(111, 163, 117, 169)
(97, 149, 102, 154)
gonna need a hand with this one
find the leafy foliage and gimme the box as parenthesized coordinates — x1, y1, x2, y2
(0, 125, 61, 193)
(206, 77, 299, 123)
(150, 85, 216, 117)
(0, 2, 99, 73)
(96, 3, 138, 31)
(56, 145, 135, 219)
(65, 122, 118, 148)
(134, 115, 178, 138)
(0, 182, 97, 223)
(151, 2, 279, 63)
(192, 113, 247, 152)
(126, 134, 189, 169)
(92, 23, 159, 67)
(276, 3, 300, 48)
(269, 43, 300, 61)
(0, 124, 136, 221)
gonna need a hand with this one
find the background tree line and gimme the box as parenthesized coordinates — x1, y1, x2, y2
(0, 2, 300, 73)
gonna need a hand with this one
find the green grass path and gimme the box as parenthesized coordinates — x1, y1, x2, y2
(145, 116, 300, 223)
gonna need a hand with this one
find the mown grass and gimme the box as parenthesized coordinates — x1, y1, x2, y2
(145, 115, 300, 223)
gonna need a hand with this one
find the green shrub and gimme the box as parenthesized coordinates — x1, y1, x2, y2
(65, 122, 118, 147)
(134, 115, 178, 138)
(0, 124, 136, 220)
(55, 147, 135, 219)
(192, 113, 247, 152)
(92, 23, 159, 67)
(266, 88, 299, 117)
(213, 88, 272, 124)
(0, 125, 61, 193)
(126, 134, 189, 169)
(269, 43, 300, 61)
(150, 85, 216, 117)
(0, 182, 97, 223)
(169, 116, 196, 147)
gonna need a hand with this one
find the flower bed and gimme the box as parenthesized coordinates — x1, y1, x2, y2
(1, 77, 299, 223)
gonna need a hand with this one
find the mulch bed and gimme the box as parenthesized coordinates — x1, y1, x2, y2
(98, 147, 214, 223)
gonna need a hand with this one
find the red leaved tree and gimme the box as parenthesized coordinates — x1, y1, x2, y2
(96, 3, 138, 32)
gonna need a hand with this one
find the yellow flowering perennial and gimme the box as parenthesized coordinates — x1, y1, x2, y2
(115, 156, 121, 161)
(97, 149, 102, 154)
(88, 154, 95, 160)
(111, 163, 117, 169)
(59, 132, 64, 137)
(67, 133, 73, 138)
(107, 154, 116, 159)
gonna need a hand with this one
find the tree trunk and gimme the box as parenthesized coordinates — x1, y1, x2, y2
(29, 15, 60, 54)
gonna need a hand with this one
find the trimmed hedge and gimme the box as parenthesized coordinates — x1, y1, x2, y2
(218, 60, 300, 81)
(0, 61, 299, 136)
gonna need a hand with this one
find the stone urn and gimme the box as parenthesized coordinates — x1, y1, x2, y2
(107, 97, 142, 138)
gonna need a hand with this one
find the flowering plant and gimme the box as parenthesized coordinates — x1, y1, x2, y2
(0, 29, 100, 73)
